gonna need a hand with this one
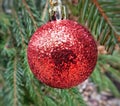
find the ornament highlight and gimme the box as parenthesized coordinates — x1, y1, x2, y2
(27, 20, 98, 88)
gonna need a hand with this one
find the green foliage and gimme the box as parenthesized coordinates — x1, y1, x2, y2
(0, 0, 120, 106)
(91, 50, 120, 97)
(91, 51, 120, 97)
(3, 59, 25, 106)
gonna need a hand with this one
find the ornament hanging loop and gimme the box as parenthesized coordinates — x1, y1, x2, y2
(49, 0, 66, 21)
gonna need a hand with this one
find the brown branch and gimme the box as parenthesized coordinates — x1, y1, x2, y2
(41, 1, 49, 21)
(22, 0, 38, 29)
(92, 0, 120, 37)
(0, 67, 6, 71)
(13, 57, 17, 106)
(12, 10, 26, 46)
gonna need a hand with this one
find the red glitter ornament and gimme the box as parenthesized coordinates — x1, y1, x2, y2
(27, 20, 98, 88)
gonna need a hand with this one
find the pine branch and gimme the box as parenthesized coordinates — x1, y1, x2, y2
(22, 0, 38, 29)
(91, 50, 120, 97)
(12, 10, 25, 46)
(69, 88, 87, 106)
(11, 0, 44, 45)
(3, 57, 25, 106)
(92, 0, 119, 36)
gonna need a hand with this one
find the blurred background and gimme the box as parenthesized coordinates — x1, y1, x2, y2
(0, 0, 120, 106)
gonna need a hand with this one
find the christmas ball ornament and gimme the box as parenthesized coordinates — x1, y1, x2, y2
(27, 19, 98, 88)
(27, 0, 97, 88)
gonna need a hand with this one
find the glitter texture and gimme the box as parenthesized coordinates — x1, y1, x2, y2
(27, 20, 98, 88)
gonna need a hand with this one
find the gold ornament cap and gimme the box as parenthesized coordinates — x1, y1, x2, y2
(49, 0, 66, 21)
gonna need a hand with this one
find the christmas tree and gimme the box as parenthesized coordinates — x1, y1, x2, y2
(0, 0, 120, 106)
